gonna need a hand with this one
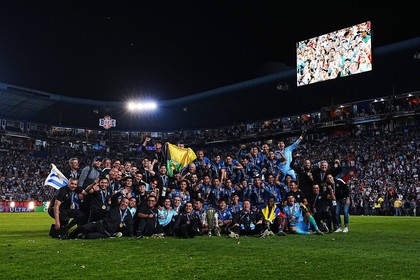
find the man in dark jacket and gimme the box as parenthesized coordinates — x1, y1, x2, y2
(326, 174, 350, 233)
(68, 193, 133, 239)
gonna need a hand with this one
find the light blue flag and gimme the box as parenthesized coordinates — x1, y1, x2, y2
(44, 164, 69, 189)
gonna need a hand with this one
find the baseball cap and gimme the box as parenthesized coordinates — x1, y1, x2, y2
(94, 156, 102, 161)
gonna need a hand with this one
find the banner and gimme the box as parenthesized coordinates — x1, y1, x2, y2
(35, 206, 47, 212)
(0, 202, 47, 213)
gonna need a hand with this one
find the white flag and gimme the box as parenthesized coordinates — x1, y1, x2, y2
(44, 164, 69, 189)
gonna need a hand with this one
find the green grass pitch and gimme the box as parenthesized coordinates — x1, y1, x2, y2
(0, 213, 419, 280)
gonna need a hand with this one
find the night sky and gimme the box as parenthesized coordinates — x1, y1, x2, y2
(0, 2, 419, 129)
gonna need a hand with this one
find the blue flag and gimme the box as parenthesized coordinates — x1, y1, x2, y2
(44, 164, 69, 189)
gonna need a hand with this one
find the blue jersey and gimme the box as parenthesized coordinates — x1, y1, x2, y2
(250, 183, 270, 208)
(264, 183, 282, 205)
(207, 186, 224, 207)
(158, 208, 178, 227)
(217, 208, 233, 222)
(193, 206, 208, 226)
(249, 153, 264, 169)
(197, 183, 211, 201)
(210, 160, 225, 180)
(275, 138, 301, 180)
(283, 203, 304, 227)
(193, 157, 211, 169)
(169, 190, 190, 206)
(229, 202, 243, 215)
(225, 159, 241, 183)
(221, 187, 235, 204)
(239, 162, 261, 182)
(263, 158, 282, 177)
(193, 206, 208, 218)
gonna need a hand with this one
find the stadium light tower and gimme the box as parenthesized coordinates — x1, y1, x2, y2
(126, 101, 157, 111)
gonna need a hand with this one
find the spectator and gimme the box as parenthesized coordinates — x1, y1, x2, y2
(326, 174, 350, 233)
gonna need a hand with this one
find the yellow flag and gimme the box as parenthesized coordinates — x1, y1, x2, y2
(165, 142, 197, 176)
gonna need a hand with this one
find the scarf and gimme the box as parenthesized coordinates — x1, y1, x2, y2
(261, 204, 277, 223)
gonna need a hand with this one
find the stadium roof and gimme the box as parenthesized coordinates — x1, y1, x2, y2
(1, 35, 420, 131)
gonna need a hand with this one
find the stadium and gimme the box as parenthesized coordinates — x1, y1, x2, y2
(1, 3, 419, 280)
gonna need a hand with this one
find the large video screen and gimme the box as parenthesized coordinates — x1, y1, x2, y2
(297, 21, 372, 86)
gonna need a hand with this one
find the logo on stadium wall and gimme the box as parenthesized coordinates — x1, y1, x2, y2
(99, 115, 116, 130)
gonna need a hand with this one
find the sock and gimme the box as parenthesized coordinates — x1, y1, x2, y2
(309, 216, 320, 231)
(296, 228, 310, 235)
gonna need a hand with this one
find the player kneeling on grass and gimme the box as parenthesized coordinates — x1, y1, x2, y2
(283, 195, 323, 235)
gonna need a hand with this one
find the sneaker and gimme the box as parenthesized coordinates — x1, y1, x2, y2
(342, 227, 348, 233)
(76, 233, 86, 239)
(229, 231, 239, 239)
(334, 228, 343, 233)
(208, 232, 212, 237)
(158, 233, 165, 238)
(259, 229, 267, 238)
(316, 230, 324, 235)
(58, 234, 69, 240)
(136, 235, 144, 239)
(214, 229, 221, 237)
(267, 230, 275, 237)
(115, 232, 123, 238)
(260, 229, 271, 238)
(277, 230, 286, 236)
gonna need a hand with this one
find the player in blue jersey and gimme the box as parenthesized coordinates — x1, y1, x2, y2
(283, 194, 323, 235)
(193, 149, 212, 179)
(263, 174, 283, 207)
(228, 193, 243, 215)
(215, 198, 233, 235)
(209, 153, 226, 182)
(274, 134, 303, 181)
(224, 155, 243, 184)
(157, 197, 178, 236)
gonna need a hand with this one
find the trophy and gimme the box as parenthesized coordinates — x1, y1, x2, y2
(205, 207, 220, 236)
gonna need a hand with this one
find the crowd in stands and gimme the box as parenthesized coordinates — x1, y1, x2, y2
(1, 92, 419, 238)
(1, 124, 419, 237)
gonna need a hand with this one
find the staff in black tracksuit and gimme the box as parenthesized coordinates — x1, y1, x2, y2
(69, 191, 133, 239)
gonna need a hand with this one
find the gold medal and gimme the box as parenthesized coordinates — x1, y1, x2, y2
(119, 223, 123, 228)
(70, 204, 75, 209)
(102, 205, 106, 210)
